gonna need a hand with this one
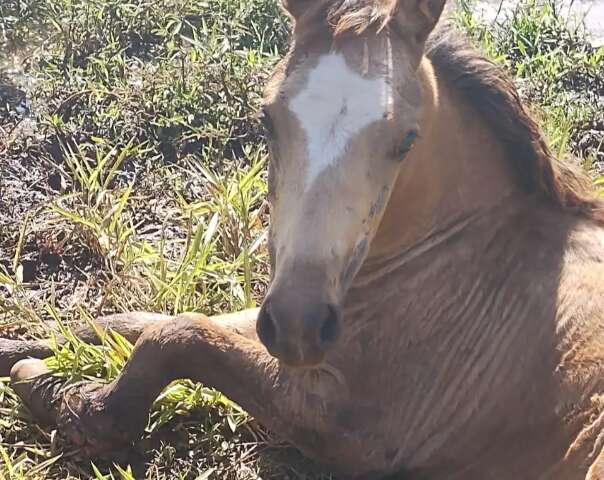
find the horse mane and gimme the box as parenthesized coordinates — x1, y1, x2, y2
(321, 1, 604, 223)
(425, 24, 604, 224)
(326, 0, 387, 35)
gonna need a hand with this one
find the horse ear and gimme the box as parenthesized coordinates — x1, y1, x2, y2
(388, 0, 446, 43)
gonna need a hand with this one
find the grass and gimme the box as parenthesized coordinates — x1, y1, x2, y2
(0, 0, 603, 478)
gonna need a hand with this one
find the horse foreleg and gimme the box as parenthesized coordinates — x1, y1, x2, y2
(0, 309, 260, 377)
(9, 312, 302, 457)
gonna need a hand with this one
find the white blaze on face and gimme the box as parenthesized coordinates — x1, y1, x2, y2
(289, 52, 392, 190)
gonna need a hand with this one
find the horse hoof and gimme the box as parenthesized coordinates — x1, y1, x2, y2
(10, 358, 51, 382)
(11, 359, 61, 425)
(11, 360, 134, 456)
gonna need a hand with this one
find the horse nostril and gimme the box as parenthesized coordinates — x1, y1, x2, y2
(257, 305, 277, 349)
(258, 297, 341, 364)
(319, 304, 340, 346)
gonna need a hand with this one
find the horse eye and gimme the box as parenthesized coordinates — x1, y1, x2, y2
(395, 129, 419, 161)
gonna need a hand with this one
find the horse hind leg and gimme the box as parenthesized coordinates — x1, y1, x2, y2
(0, 312, 170, 377)
(67, 309, 260, 343)
(0, 309, 260, 377)
(0, 338, 54, 378)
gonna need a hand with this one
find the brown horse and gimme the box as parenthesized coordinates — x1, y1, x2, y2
(4, 0, 604, 478)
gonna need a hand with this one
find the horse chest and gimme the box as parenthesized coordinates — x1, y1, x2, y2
(321, 281, 561, 475)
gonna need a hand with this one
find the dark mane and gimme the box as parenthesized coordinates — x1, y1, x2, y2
(326, 0, 387, 35)
(425, 24, 604, 223)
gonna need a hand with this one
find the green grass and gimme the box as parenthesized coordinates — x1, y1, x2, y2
(0, 0, 603, 478)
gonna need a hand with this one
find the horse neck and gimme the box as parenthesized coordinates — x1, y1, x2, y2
(367, 56, 521, 259)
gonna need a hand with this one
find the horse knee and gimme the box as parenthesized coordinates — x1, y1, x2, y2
(132, 312, 248, 382)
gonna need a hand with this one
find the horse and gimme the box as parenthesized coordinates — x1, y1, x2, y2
(4, 0, 604, 478)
